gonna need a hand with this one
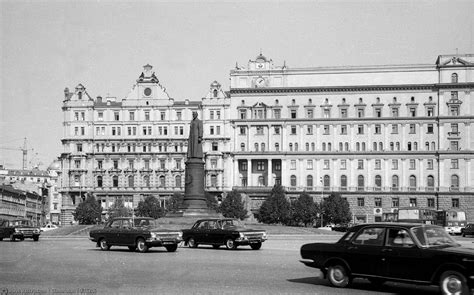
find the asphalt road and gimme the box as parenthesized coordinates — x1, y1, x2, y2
(1, 235, 473, 295)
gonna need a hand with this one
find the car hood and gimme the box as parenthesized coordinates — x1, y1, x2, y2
(148, 227, 180, 233)
(436, 245, 474, 256)
(224, 226, 265, 232)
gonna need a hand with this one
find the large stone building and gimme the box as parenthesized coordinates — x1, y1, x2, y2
(58, 53, 474, 224)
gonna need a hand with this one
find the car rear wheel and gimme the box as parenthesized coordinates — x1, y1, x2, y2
(187, 237, 198, 248)
(327, 264, 350, 288)
(225, 238, 237, 250)
(250, 242, 262, 250)
(165, 244, 178, 252)
(439, 270, 469, 295)
(99, 238, 110, 251)
(136, 238, 148, 253)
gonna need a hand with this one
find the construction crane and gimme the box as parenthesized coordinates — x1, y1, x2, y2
(0, 138, 33, 170)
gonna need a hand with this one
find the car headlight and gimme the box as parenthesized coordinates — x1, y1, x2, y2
(14, 229, 19, 233)
(178, 231, 183, 238)
(34, 229, 40, 234)
(262, 232, 268, 239)
(150, 232, 157, 238)
(239, 233, 245, 238)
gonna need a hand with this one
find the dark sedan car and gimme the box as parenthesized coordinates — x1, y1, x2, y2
(182, 218, 268, 250)
(300, 223, 474, 295)
(0, 219, 41, 241)
(461, 223, 474, 237)
(89, 217, 182, 253)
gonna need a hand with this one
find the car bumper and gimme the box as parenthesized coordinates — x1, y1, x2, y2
(234, 238, 266, 246)
(145, 237, 182, 246)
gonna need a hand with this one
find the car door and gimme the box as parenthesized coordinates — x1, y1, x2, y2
(206, 220, 221, 244)
(382, 227, 429, 281)
(193, 221, 208, 243)
(117, 219, 134, 245)
(346, 226, 386, 277)
(106, 219, 122, 244)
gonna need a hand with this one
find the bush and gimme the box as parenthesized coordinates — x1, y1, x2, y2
(291, 193, 319, 227)
(321, 192, 352, 226)
(73, 194, 102, 225)
(166, 192, 183, 213)
(219, 190, 248, 220)
(256, 185, 291, 225)
(107, 197, 133, 220)
(135, 195, 164, 219)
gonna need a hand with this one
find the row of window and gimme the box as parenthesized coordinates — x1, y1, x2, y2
(354, 197, 460, 209)
(75, 174, 221, 188)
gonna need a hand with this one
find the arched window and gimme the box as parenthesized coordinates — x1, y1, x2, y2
(408, 142, 412, 151)
(311, 143, 315, 151)
(295, 143, 298, 151)
(258, 176, 265, 186)
(379, 142, 383, 151)
(362, 142, 366, 151)
(373, 142, 377, 151)
(213, 89, 218, 97)
(375, 175, 382, 191)
(159, 175, 165, 187)
(211, 175, 217, 187)
(306, 175, 313, 188)
(275, 99, 279, 105)
(451, 175, 459, 190)
(323, 175, 330, 190)
(128, 175, 134, 187)
(322, 143, 326, 151)
(275, 143, 280, 151)
(290, 175, 297, 187)
(357, 175, 364, 191)
(340, 175, 347, 191)
(241, 143, 245, 151)
(414, 142, 418, 151)
(426, 142, 430, 151)
(339, 142, 343, 151)
(431, 142, 436, 150)
(396, 142, 400, 150)
(344, 142, 349, 151)
(427, 175, 434, 191)
(409, 175, 417, 191)
(143, 175, 150, 187)
(356, 142, 360, 151)
(254, 143, 259, 151)
(306, 143, 310, 151)
(392, 175, 399, 191)
(175, 175, 181, 188)
(390, 142, 394, 151)
(113, 175, 119, 187)
(261, 143, 265, 152)
(97, 176, 103, 187)
(451, 73, 458, 83)
(327, 143, 331, 151)
(289, 143, 293, 151)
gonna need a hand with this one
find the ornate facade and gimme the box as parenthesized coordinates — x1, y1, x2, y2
(58, 54, 474, 224)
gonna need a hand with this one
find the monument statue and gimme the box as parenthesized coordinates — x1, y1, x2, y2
(187, 111, 203, 159)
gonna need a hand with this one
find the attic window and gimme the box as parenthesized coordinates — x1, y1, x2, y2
(451, 73, 458, 83)
(78, 92, 82, 100)
(213, 89, 218, 98)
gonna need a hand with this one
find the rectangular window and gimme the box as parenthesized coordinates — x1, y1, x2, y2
(76, 144, 82, 152)
(210, 159, 217, 169)
(323, 109, 330, 118)
(113, 160, 119, 169)
(374, 108, 382, 117)
(340, 125, 347, 135)
(97, 160, 103, 169)
(274, 126, 280, 135)
(74, 160, 81, 168)
(409, 159, 416, 169)
(427, 159, 434, 170)
(210, 126, 215, 135)
(340, 108, 348, 118)
(307, 109, 313, 118)
(290, 160, 296, 170)
(452, 198, 459, 208)
(392, 159, 398, 170)
(450, 141, 459, 150)
(114, 112, 120, 121)
(375, 159, 381, 170)
(357, 198, 365, 207)
(306, 125, 313, 135)
(209, 111, 214, 120)
(324, 160, 330, 169)
(307, 160, 313, 170)
(129, 111, 135, 121)
(409, 107, 417, 117)
(450, 106, 459, 116)
(144, 160, 150, 170)
(409, 124, 416, 134)
(256, 126, 264, 135)
(145, 111, 150, 121)
(240, 110, 247, 119)
(450, 123, 459, 135)
(374, 124, 381, 134)
(75, 127, 79, 136)
(273, 109, 280, 119)
(290, 125, 297, 135)
(240, 161, 247, 171)
(239, 126, 246, 135)
(427, 107, 434, 117)
(409, 198, 417, 207)
(374, 197, 382, 207)
(427, 198, 435, 208)
(340, 160, 346, 170)
(216, 111, 221, 119)
(391, 108, 399, 117)
(391, 124, 398, 134)
(160, 112, 165, 120)
(323, 125, 330, 135)
(357, 108, 365, 118)
(290, 109, 297, 119)
(357, 160, 364, 169)
(274, 162, 281, 171)
(357, 125, 364, 134)
(160, 159, 166, 169)
(216, 126, 220, 135)
(392, 198, 399, 208)
(451, 159, 459, 169)
(427, 124, 434, 134)
(256, 161, 265, 171)
(98, 112, 103, 121)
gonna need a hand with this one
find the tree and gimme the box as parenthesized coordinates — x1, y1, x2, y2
(321, 193, 352, 226)
(291, 193, 319, 227)
(107, 197, 133, 220)
(73, 194, 102, 225)
(135, 195, 164, 219)
(166, 192, 183, 213)
(205, 192, 219, 212)
(256, 184, 291, 225)
(219, 190, 248, 220)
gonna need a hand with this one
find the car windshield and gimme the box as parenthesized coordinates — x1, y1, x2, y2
(411, 226, 458, 247)
(12, 220, 33, 226)
(221, 219, 244, 228)
(133, 219, 159, 227)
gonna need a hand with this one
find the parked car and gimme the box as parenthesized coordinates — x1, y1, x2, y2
(0, 219, 41, 241)
(40, 223, 59, 232)
(461, 223, 474, 237)
(89, 217, 182, 253)
(182, 218, 268, 250)
(300, 223, 474, 295)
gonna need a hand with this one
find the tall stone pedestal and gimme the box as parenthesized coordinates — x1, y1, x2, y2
(172, 158, 220, 217)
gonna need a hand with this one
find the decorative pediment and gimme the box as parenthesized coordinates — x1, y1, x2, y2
(252, 102, 268, 108)
(437, 55, 474, 67)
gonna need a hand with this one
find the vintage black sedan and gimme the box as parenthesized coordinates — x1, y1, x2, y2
(0, 218, 41, 241)
(89, 217, 182, 253)
(300, 223, 474, 295)
(182, 218, 268, 250)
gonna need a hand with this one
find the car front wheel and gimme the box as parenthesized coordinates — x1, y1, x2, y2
(187, 237, 198, 248)
(225, 238, 237, 250)
(439, 270, 469, 295)
(250, 242, 262, 250)
(99, 238, 110, 251)
(327, 264, 350, 288)
(136, 238, 148, 253)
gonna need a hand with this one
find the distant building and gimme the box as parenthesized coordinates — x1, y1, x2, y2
(59, 53, 474, 223)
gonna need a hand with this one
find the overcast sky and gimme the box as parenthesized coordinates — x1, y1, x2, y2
(1, 0, 473, 170)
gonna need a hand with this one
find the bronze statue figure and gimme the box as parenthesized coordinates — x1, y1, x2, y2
(187, 111, 203, 159)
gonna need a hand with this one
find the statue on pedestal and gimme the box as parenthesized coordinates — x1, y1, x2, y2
(187, 111, 203, 159)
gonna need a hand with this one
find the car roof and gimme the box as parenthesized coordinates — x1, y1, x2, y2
(350, 222, 439, 230)
(112, 217, 154, 220)
(195, 218, 236, 222)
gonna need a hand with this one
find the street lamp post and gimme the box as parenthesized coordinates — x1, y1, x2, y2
(320, 177, 324, 227)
